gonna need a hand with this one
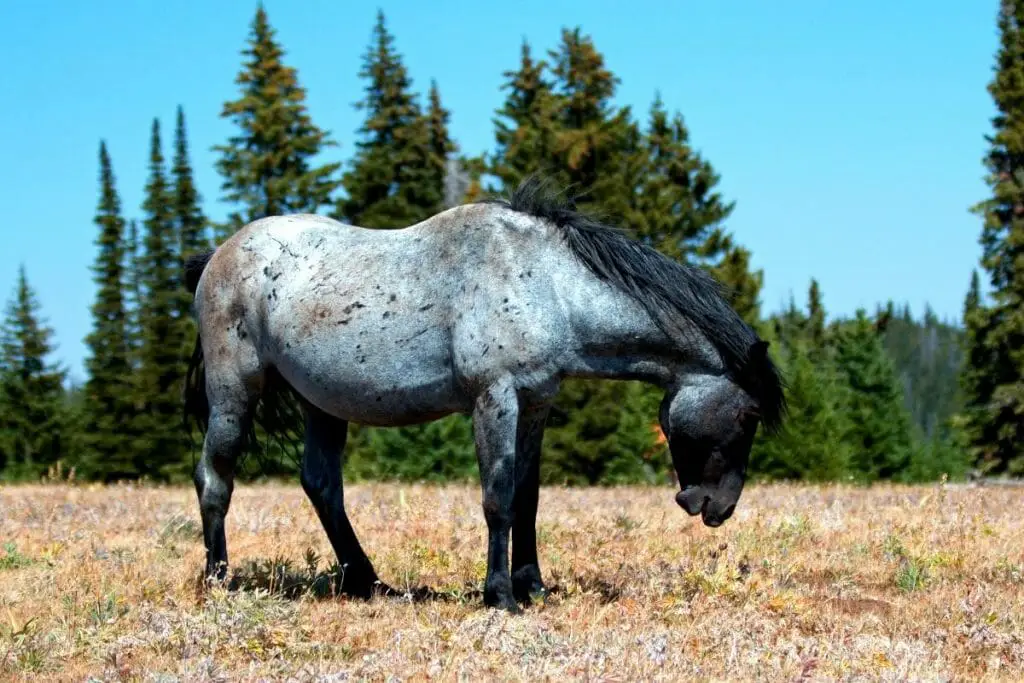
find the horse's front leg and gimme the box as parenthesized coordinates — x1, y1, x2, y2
(473, 379, 520, 612)
(511, 405, 550, 604)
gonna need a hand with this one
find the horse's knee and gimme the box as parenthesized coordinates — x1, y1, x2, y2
(482, 484, 514, 529)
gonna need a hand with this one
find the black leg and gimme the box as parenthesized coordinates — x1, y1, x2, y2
(194, 405, 247, 583)
(473, 380, 520, 613)
(511, 405, 549, 604)
(300, 405, 389, 598)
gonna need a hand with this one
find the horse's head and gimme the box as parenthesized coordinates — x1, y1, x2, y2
(661, 343, 772, 528)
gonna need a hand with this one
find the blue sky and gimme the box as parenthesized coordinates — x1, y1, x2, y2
(1, 1, 1000, 384)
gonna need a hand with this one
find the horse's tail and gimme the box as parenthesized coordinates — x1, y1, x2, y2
(182, 250, 215, 436)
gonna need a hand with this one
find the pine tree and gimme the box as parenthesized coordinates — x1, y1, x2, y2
(214, 4, 341, 238)
(487, 29, 765, 484)
(547, 27, 635, 213)
(0, 266, 67, 478)
(346, 415, 478, 483)
(81, 142, 136, 479)
(960, 1, 1024, 475)
(749, 336, 853, 482)
(750, 281, 852, 481)
(806, 278, 826, 349)
(171, 106, 207, 471)
(137, 119, 188, 478)
(488, 30, 667, 484)
(630, 94, 763, 324)
(710, 243, 763, 325)
(833, 310, 915, 481)
(541, 379, 668, 485)
(335, 11, 439, 228)
(173, 106, 207, 270)
(426, 80, 456, 199)
(490, 39, 561, 190)
(124, 218, 143, 372)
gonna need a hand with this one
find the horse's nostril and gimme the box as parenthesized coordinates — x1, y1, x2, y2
(721, 503, 736, 519)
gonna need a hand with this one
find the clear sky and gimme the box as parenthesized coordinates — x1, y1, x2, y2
(0, 0, 1000, 384)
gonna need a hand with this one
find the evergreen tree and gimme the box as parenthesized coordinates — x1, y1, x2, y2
(630, 95, 730, 260)
(749, 334, 853, 481)
(173, 106, 207, 272)
(346, 415, 478, 483)
(0, 266, 67, 478)
(124, 218, 143, 372)
(547, 27, 635, 213)
(336, 14, 472, 467)
(80, 142, 136, 479)
(490, 39, 561, 190)
(137, 119, 189, 478)
(883, 302, 965, 442)
(542, 380, 669, 485)
(213, 4, 341, 238)
(426, 80, 456, 199)
(711, 246, 763, 325)
(457, 154, 489, 203)
(488, 29, 674, 484)
(960, 1, 1024, 475)
(630, 94, 762, 324)
(172, 106, 207, 470)
(806, 278, 826, 349)
(750, 281, 852, 481)
(335, 11, 439, 227)
(833, 310, 915, 481)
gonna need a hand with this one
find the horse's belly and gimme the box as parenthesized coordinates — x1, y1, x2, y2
(269, 327, 467, 426)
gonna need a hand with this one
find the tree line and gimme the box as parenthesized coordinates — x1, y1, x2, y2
(1, 5, 1020, 484)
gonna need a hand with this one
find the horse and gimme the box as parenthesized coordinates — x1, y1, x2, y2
(181, 176, 786, 613)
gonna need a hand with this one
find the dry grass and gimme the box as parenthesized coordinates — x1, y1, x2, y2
(0, 480, 1021, 681)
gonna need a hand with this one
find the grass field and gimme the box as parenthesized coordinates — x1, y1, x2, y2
(0, 480, 1021, 681)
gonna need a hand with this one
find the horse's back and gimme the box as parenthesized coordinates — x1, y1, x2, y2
(194, 206, 576, 424)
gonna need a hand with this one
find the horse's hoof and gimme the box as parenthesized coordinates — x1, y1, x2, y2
(484, 577, 521, 613)
(512, 565, 546, 604)
(486, 596, 522, 614)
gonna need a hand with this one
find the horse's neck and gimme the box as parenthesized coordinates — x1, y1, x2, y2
(557, 287, 686, 387)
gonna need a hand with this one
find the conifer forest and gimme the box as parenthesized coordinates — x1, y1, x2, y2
(1, 5, 1021, 488)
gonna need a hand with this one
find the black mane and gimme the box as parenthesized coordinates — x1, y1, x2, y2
(479, 176, 786, 433)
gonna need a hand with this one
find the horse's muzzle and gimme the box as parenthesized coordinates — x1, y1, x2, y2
(675, 486, 737, 527)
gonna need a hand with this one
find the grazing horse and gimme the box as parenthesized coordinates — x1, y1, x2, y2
(182, 177, 786, 613)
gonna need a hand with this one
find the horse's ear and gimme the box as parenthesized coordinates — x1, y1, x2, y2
(750, 340, 770, 360)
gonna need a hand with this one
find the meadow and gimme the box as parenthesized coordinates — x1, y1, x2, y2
(0, 479, 1021, 681)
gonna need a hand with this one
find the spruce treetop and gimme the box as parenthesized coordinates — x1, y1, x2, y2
(214, 5, 341, 231)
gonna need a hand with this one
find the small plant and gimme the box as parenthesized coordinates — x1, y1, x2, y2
(0, 543, 32, 570)
(613, 513, 641, 532)
(882, 533, 905, 560)
(88, 593, 126, 627)
(883, 533, 930, 592)
(895, 556, 929, 592)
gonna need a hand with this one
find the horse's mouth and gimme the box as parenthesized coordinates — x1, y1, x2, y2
(675, 486, 704, 516)
(675, 486, 736, 527)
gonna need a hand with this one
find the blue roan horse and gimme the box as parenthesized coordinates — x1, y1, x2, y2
(182, 177, 786, 612)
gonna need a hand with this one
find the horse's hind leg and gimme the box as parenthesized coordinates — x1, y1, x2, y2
(300, 404, 388, 598)
(194, 342, 261, 583)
